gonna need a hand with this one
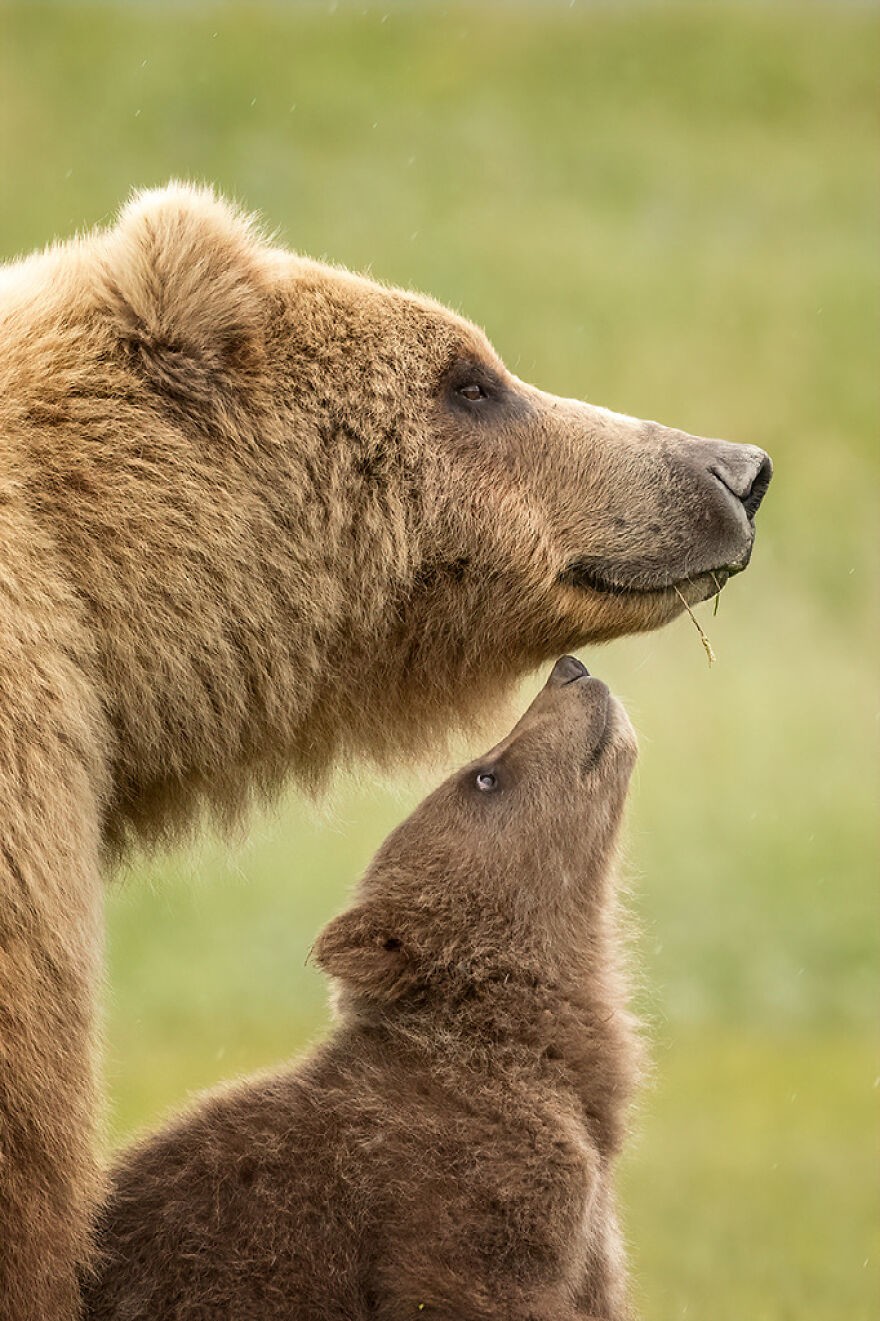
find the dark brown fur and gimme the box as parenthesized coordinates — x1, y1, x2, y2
(0, 184, 769, 1317)
(85, 658, 640, 1321)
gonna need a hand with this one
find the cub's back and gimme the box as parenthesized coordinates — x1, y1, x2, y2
(85, 1042, 376, 1321)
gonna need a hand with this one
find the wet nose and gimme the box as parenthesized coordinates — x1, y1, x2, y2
(548, 655, 590, 687)
(708, 444, 773, 521)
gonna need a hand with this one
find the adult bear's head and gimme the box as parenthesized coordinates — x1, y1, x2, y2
(253, 200, 770, 753)
(78, 185, 770, 827)
(271, 251, 771, 646)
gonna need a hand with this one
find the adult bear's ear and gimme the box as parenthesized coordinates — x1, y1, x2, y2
(98, 182, 271, 391)
(311, 904, 420, 1003)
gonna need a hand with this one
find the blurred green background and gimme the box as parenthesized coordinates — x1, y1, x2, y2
(2, 3, 877, 1317)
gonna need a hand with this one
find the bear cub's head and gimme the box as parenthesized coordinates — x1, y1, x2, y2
(314, 656, 636, 1012)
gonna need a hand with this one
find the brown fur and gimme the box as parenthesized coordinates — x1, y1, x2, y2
(84, 658, 641, 1321)
(0, 183, 770, 1317)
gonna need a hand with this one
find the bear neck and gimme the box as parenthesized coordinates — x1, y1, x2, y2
(29, 380, 523, 855)
(337, 903, 639, 1155)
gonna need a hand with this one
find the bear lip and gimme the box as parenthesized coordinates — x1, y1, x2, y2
(558, 557, 739, 602)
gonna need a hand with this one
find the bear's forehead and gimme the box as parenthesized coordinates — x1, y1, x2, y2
(292, 255, 499, 364)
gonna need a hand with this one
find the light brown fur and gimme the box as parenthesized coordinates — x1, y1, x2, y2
(0, 184, 770, 1317)
(85, 658, 640, 1321)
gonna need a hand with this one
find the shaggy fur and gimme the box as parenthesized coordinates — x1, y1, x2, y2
(85, 657, 641, 1321)
(0, 183, 770, 1318)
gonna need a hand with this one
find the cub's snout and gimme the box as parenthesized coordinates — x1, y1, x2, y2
(531, 655, 636, 777)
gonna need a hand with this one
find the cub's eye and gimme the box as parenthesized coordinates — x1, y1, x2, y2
(475, 771, 498, 793)
(458, 383, 487, 402)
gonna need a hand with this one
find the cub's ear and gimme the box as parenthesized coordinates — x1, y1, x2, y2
(311, 904, 420, 1003)
(98, 182, 271, 379)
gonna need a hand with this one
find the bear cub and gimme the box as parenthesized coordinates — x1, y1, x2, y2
(85, 657, 641, 1321)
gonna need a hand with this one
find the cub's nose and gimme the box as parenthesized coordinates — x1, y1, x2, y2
(548, 655, 590, 687)
(709, 444, 773, 521)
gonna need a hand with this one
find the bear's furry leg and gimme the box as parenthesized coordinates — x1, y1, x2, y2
(0, 767, 104, 1321)
(0, 577, 108, 1321)
(0, 870, 102, 1320)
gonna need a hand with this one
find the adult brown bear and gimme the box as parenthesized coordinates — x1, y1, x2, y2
(0, 184, 770, 1319)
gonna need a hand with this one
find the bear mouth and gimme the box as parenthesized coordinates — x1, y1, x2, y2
(559, 557, 742, 603)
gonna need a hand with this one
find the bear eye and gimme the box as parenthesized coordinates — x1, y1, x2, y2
(475, 770, 497, 793)
(458, 383, 487, 402)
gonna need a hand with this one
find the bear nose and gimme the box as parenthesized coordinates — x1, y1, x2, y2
(708, 444, 773, 522)
(548, 655, 590, 687)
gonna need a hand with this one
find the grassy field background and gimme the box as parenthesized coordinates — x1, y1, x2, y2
(2, 3, 877, 1318)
